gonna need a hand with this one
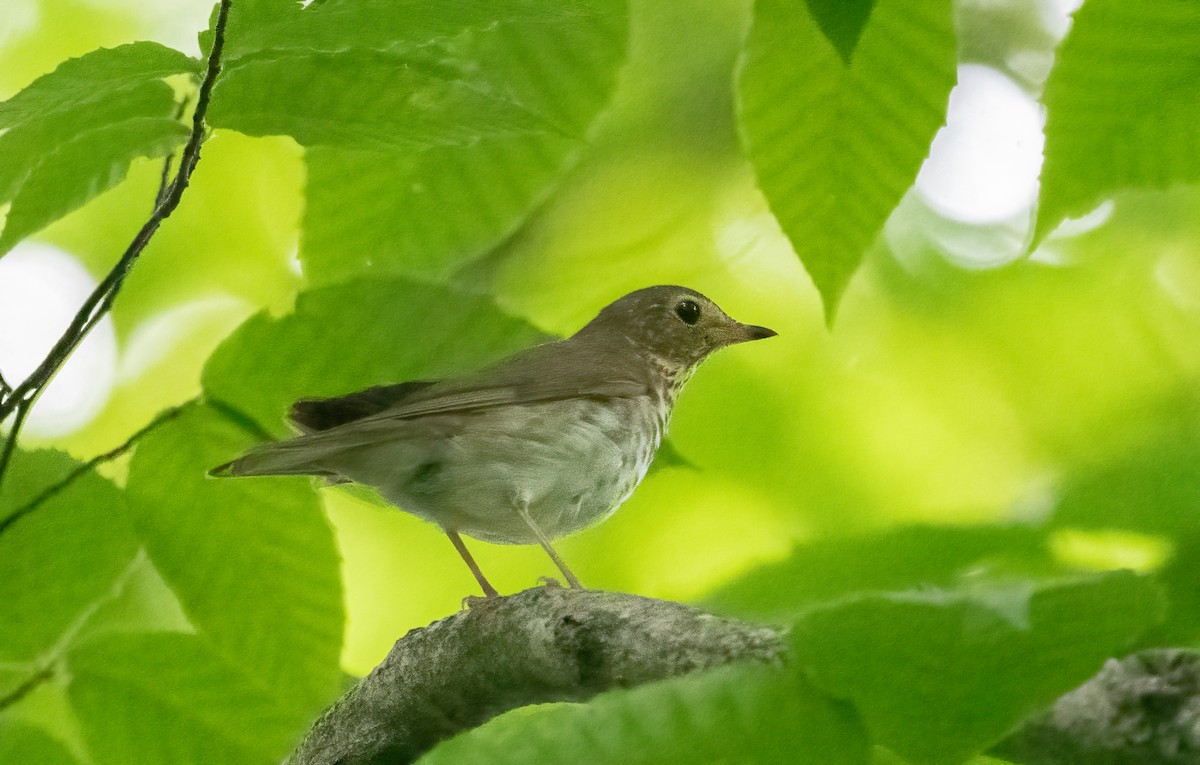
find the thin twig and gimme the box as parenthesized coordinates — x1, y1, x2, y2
(0, 369, 11, 397)
(0, 401, 189, 537)
(155, 97, 192, 209)
(0, 663, 55, 712)
(0, 399, 33, 497)
(0, 0, 234, 489)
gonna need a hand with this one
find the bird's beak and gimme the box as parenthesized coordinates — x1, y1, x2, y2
(721, 322, 777, 345)
(741, 324, 777, 340)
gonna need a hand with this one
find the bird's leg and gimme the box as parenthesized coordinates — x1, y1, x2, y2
(445, 530, 499, 598)
(515, 503, 583, 589)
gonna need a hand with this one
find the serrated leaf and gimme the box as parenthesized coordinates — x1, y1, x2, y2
(68, 633, 302, 765)
(0, 117, 189, 255)
(0, 42, 196, 256)
(123, 405, 343, 712)
(0, 450, 138, 662)
(0, 42, 198, 130)
(790, 571, 1164, 765)
(702, 524, 1048, 622)
(288, 0, 627, 283)
(201, 278, 548, 434)
(420, 664, 867, 765)
(738, 0, 956, 321)
(0, 81, 175, 206)
(210, 0, 626, 151)
(212, 50, 552, 150)
(1035, 0, 1200, 243)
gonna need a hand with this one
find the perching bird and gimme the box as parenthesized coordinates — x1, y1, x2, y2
(211, 286, 776, 597)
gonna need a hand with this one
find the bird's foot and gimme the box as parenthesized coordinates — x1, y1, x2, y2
(461, 593, 497, 610)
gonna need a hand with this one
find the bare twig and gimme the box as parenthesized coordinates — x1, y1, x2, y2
(0, 401, 189, 537)
(155, 97, 193, 209)
(0, 399, 33, 494)
(0, 0, 233, 492)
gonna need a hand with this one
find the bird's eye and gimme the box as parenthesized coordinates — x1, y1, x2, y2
(674, 299, 700, 325)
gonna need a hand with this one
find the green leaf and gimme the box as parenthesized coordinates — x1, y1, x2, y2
(420, 664, 868, 765)
(1051, 419, 1200, 538)
(1156, 533, 1200, 645)
(287, 0, 628, 283)
(805, 0, 877, 62)
(301, 134, 576, 284)
(210, 0, 627, 150)
(0, 42, 198, 130)
(201, 278, 548, 434)
(703, 524, 1048, 622)
(0, 450, 138, 662)
(0, 81, 175, 206)
(0, 42, 197, 255)
(1035, 0, 1200, 243)
(68, 633, 302, 765)
(123, 405, 343, 712)
(0, 719, 80, 765)
(790, 572, 1164, 765)
(0, 117, 189, 254)
(738, 0, 956, 321)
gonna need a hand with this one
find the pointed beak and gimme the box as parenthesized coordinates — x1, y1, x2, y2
(719, 322, 777, 346)
(740, 324, 777, 341)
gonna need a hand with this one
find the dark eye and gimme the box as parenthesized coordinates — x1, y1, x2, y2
(674, 299, 700, 325)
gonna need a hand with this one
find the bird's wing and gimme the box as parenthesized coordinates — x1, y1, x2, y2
(289, 380, 439, 433)
(347, 340, 656, 424)
(356, 376, 651, 423)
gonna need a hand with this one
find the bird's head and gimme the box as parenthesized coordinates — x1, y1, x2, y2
(577, 285, 776, 370)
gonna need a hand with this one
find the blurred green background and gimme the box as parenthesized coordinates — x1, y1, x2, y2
(1, 2, 1198, 762)
(3, 0, 1197, 677)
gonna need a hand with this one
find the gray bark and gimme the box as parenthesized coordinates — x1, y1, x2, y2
(287, 586, 787, 765)
(995, 649, 1200, 765)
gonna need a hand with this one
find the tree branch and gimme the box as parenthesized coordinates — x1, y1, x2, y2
(287, 587, 787, 765)
(995, 648, 1200, 765)
(0, 0, 233, 492)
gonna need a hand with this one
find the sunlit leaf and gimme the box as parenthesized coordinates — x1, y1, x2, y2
(69, 633, 301, 765)
(0, 43, 197, 256)
(123, 405, 343, 712)
(0, 117, 188, 254)
(738, 0, 956, 320)
(804, 0, 877, 62)
(292, 0, 628, 284)
(420, 664, 868, 765)
(0, 42, 198, 130)
(210, 0, 626, 150)
(703, 524, 1049, 622)
(1035, 0, 1200, 243)
(791, 572, 1164, 765)
(0, 450, 137, 662)
(0, 719, 80, 765)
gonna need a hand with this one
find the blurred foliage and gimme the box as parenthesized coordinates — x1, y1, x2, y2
(1, 0, 1198, 763)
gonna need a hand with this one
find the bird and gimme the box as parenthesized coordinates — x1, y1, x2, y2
(211, 286, 776, 597)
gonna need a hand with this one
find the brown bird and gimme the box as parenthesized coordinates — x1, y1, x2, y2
(212, 286, 776, 597)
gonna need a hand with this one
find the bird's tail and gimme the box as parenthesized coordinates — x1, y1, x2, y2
(208, 437, 342, 479)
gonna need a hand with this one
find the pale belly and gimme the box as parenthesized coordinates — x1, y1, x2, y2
(352, 397, 665, 544)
